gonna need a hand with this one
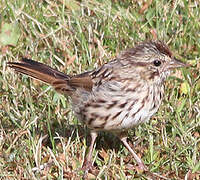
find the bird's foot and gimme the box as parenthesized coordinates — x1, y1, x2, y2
(138, 162, 148, 172)
(82, 160, 93, 171)
(81, 160, 98, 178)
(126, 162, 148, 173)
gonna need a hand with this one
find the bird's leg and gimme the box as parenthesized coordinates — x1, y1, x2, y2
(118, 132, 148, 171)
(83, 131, 98, 171)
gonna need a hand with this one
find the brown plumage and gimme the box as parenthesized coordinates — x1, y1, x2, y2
(7, 41, 187, 172)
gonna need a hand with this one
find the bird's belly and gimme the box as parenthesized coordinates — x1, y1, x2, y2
(75, 85, 162, 132)
(120, 105, 158, 130)
(79, 96, 160, 132)
(102, 100, 159, 131)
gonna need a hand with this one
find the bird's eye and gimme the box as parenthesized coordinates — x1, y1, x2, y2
(153, 60, 161, 67)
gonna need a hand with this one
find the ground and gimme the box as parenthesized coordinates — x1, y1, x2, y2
(0, 0, 199, 179)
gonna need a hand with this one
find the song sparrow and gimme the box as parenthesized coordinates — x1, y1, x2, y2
(7, 41, 187, 172)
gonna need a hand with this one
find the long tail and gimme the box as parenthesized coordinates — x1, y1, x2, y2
(7, 58, 70, 84)
(7, 58, 74, 93)
(8, 58, 94, 94)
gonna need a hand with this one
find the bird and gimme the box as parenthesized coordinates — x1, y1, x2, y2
(7, 41, 188, 172)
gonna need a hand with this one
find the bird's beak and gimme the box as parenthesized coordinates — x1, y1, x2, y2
(168, 57, 190, 69)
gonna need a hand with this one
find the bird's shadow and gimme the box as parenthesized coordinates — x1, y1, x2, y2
(45, 124, 123, 153)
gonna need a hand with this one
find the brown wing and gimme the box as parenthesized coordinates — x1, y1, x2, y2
(69, 71, 94, 92)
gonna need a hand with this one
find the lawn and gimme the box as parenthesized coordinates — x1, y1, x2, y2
(0, 0, 200, 179)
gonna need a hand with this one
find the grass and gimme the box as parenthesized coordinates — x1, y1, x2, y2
(0, 0, 200, 179)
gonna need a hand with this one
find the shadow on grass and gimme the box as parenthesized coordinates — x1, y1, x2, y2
(43, 122, 125, 153)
